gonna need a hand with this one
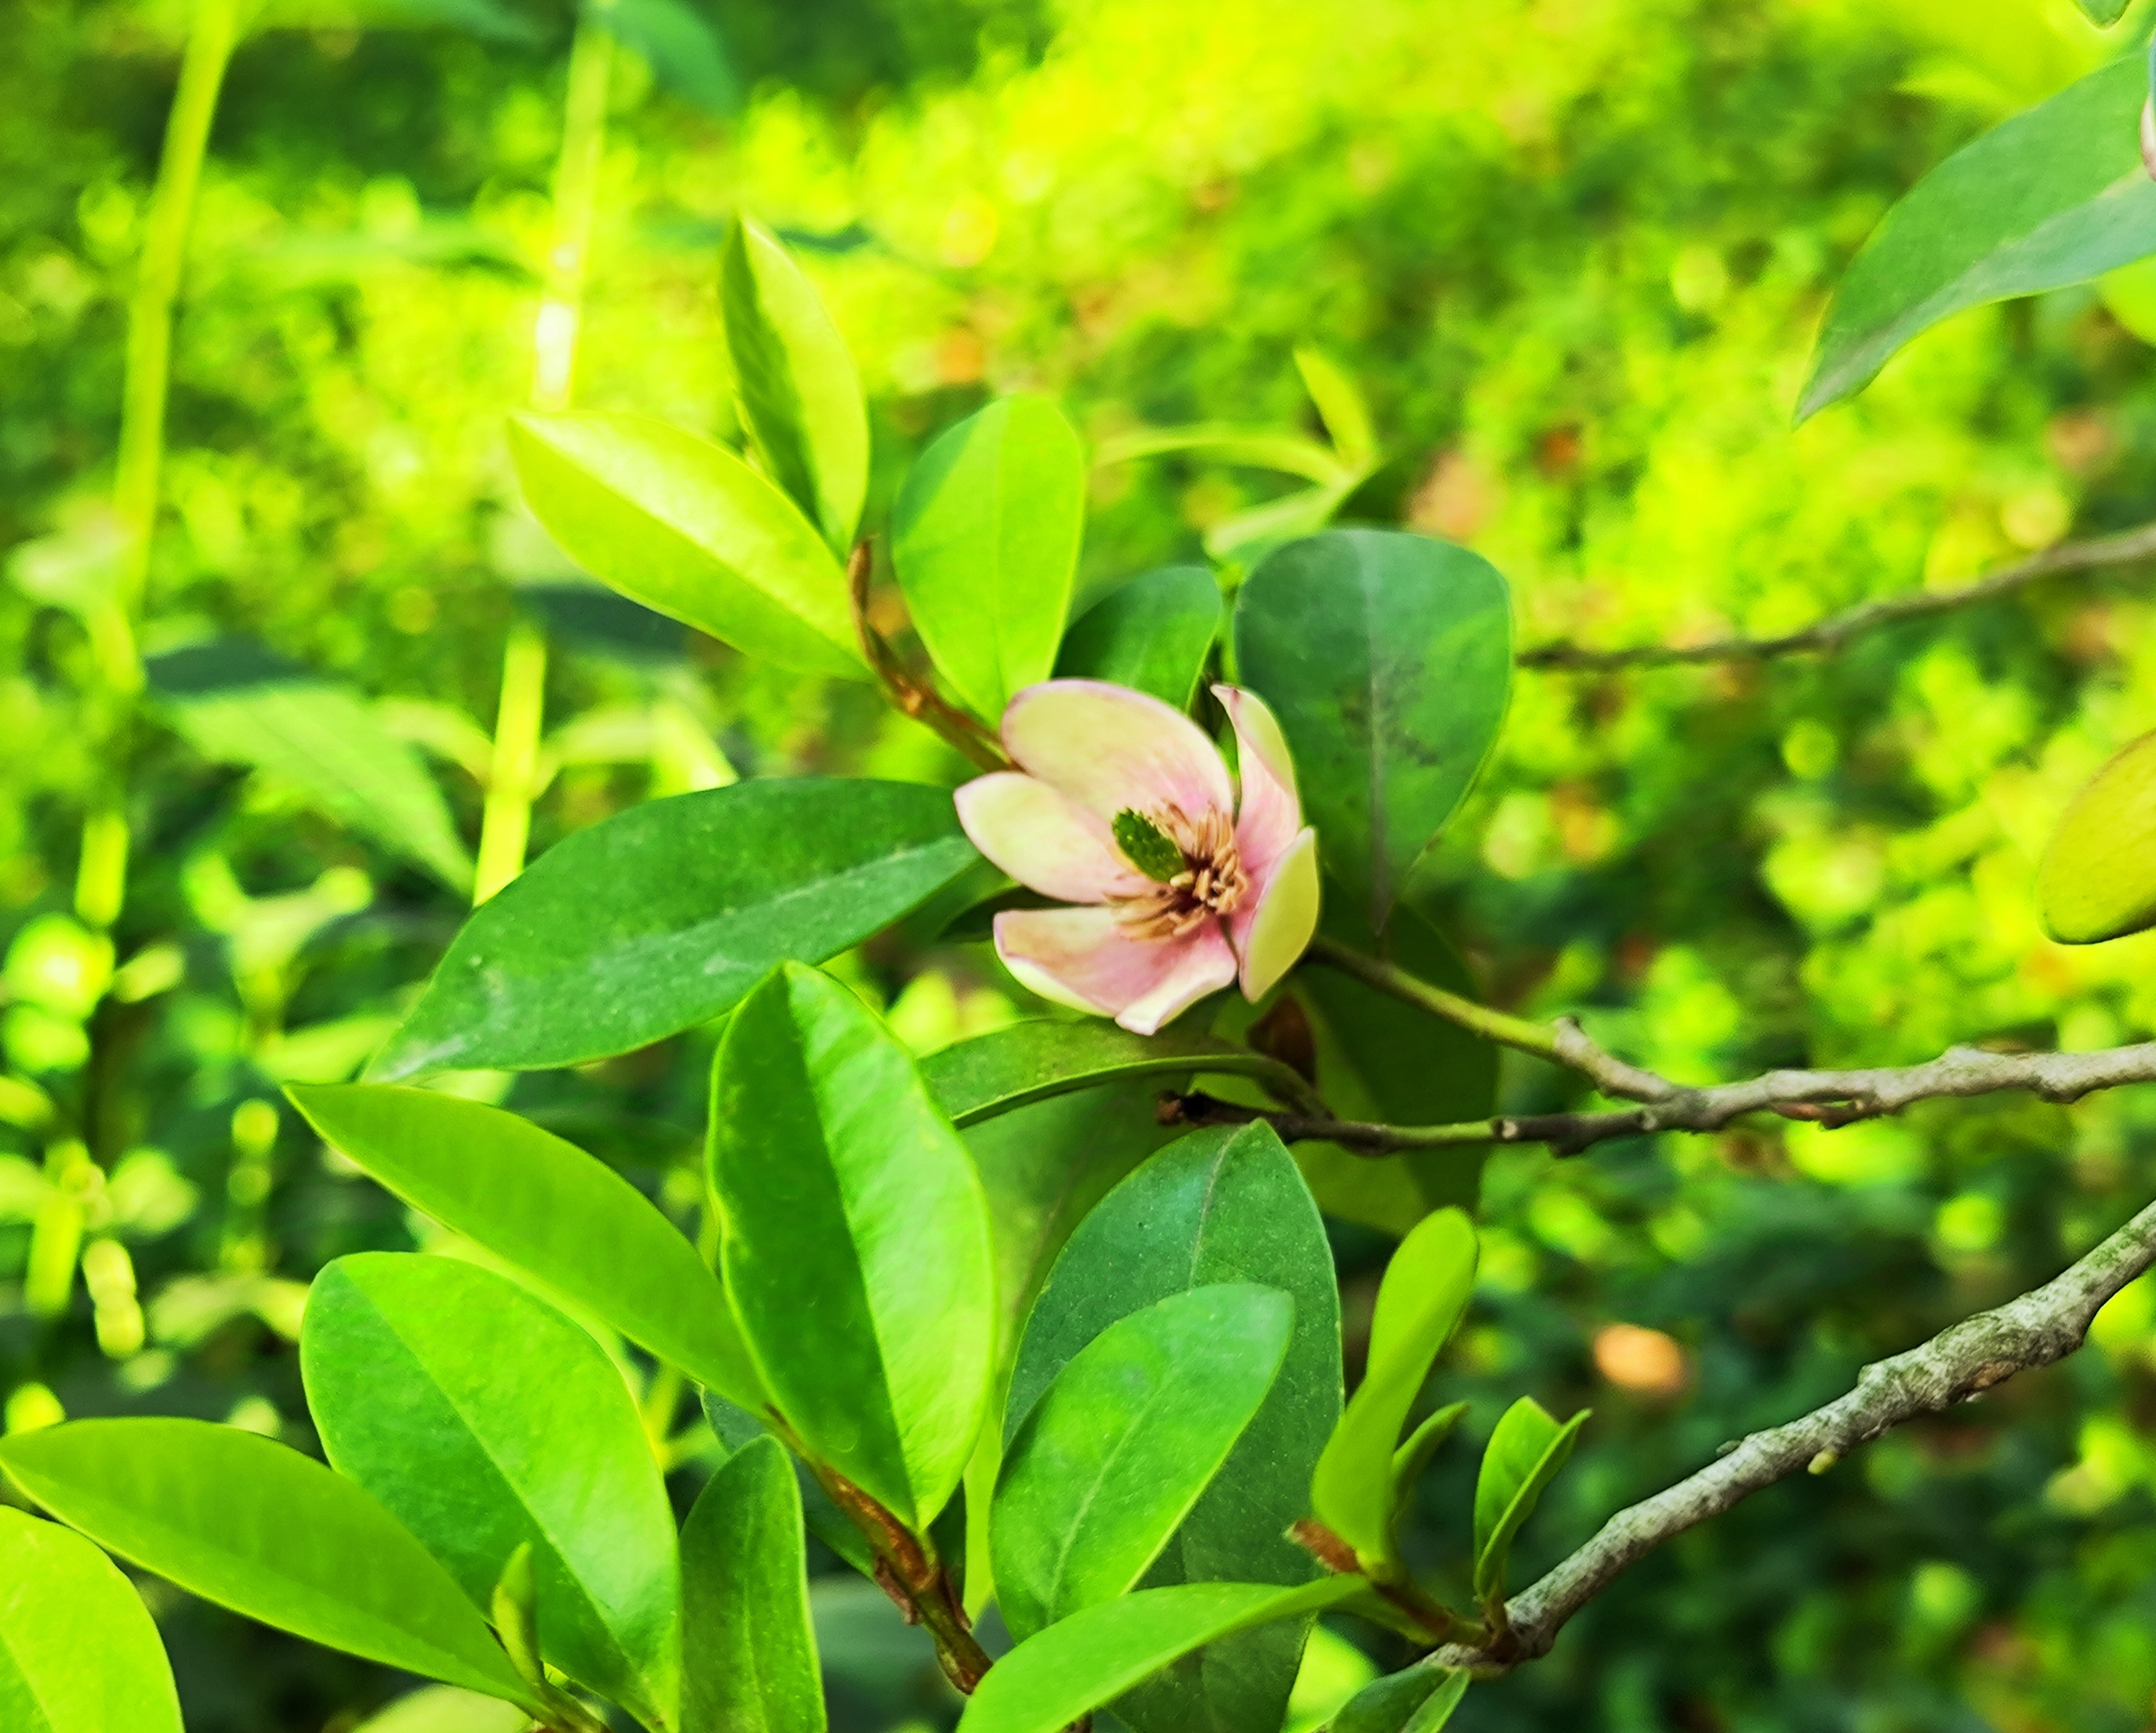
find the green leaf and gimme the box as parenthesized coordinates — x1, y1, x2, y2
(1092, 425, 1352, 487)
(0, 1507, 181, 1733)
(702, 1392, 876, 1576)
(711, 963, 995, 1532)
(1309, 1209, 1477, 1570)
(2039, 730, 2156, 942)
(301, 1254, 682, 1726)
(893, 395, 1086, 720)
(1471, 1397, 1586, 1604)
(1053, 565, 1222, 709)
(723, 217, 867, 552)
(2072, 0, 2132, 21)
(994, 1284, 1294, 1640)
(957, 1578, 1363, 1733)
(1799, 53, 2156, 419)
(1293, 349, 1378, 473)
(288, 1083, 762, 1406)
(369, 779, 978, 1077)
(146, 641, 471, 893)
(1006, 1124, 1342, 1733)
(597, 0, 739, 113)
(0, 1419, 537, 1708)
(1330, 1668, 1468, 1733)
(924, 1018, 1322, 1128)
(352, 1686, 535, 1733)
(680, 1436, 826, 1733)
(1293, 891, 1500, 1234)
(509, 410, 866, 679)
(1234, 530, 1511, 930)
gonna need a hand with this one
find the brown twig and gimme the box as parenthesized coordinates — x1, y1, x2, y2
(846, 541, 1011, 772)
(1418, 1189, 2156, 1674)
(1517, 519, 2156, 671)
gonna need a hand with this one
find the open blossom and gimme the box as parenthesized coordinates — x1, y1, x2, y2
(954, 679, 1321, 1035)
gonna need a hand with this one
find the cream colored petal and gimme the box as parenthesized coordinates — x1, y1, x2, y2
(993, 906, 1236, 1034)
(954, 773, 1145, 904)
(1216, 683, 1302, 876)
(1230, 827, 1320, 1001)
(1001, 679, 1233, 829)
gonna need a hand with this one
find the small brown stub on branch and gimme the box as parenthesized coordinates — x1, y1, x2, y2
(1288, 1517, 1363, 1576)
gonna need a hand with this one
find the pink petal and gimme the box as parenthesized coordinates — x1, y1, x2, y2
(993, 907, 1238, 1035)
(1215, 683, 1302, 876)
(954, 773, 1146, 904)
(1229, 826, 1320, 1000)
(1001, 680, 1234, 830)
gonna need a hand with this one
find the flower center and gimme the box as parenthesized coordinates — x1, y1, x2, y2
(1109, 805, 1249, 942)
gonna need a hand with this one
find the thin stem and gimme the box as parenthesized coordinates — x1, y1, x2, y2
(811, 1462, 993, 1691)
(470, 14, 614, 902)
(846, 543, 1012, 771)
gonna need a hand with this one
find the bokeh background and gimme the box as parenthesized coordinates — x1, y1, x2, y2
(10, 0, 2156, 1726)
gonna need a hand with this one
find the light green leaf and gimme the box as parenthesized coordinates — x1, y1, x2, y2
(722, 217, 866, 553)
(1309, 1209, 1477, 1570)
(680, 1436, 826, 1733)
(1053, 565, 1222, 709)
(1471, 1397, 1585, 1604)
(147, 641, 471, 893)
(922, 1018, 1322, 1128)
(711, 963, 995, 1532)
(1006, 1124, 1341, 1733)
(1293, 349, 1378, 473)
(301, 1254, 682, 1726)
(0, 1507, 182, 1733)
(1799, 53, 2156, 419)
(893, 395, 1086, 720)
(369, 779, 979, 1078)
(1203, 481, 1356, 562)
(2039, 730, 2156, 942)
(1234, 531, 1511, 931)
(509, 410, 866, 679)
(994, 1284, 1294, 1640)
(0, 1419, 538, 1709)
(956, 1578, 1363, 1733)
(289, 1084, 762, 1406)
(1092, 425, 1352, 487)
(1330, 1668, 1468, 1733)
(352, 1686, 535, 1733)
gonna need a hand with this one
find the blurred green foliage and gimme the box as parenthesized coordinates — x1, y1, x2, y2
(11, 0, 2156, 1726)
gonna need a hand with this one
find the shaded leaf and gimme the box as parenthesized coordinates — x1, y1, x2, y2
(1471, 1397, 1586, 1604)
(893, 395, 1086, 720)
(509, 410, 866, 679)
(1330, 1667, 1468, 1733)
(596, 0, 738, 112)
(712, 964, 994, 1532)
(0, 1420, 536, 1708)
(1234, 531, 1511, 930)
(702, 1392, 876, 1577)
(994, 1284, 1293, 1640)
(0, 1507, 181, 1733)
(1053, 565, 1222, 709)
(302, 1254, 682, 1725)
(147, 641, 471, 893)
(680, 1436, 826, 1733)
(369, 779, 978, 1078)
(289, 1084, 762, 1406)
(1799, 53, 2156, 419)
(2039, 730, 2156, 942)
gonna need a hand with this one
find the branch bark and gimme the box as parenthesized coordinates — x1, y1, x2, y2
(1518, 519, 2156, 672)
(1424, 1190, 2156, 1674)
(1164, 1040, 2156, 1158)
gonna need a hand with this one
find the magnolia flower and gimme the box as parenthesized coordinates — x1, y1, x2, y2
(955, 679, 1321, 1035)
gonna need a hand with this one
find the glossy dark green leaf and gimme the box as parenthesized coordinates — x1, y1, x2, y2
(0, 1420, 536, 1708)
(0, 1507, 181, 1733)
(1331, 1666, 1468, 1733)
(509, 411, 866, 679)
(1234, 530, 1511, 930)
(1007, 1123, 1342, 1733)
(288, 1084, 762, 1406)
(1310, 1209, 1476, 1570)
(1294, 890, 1499, 1234)
(1799, 53, 2156, 419)
(1053, 565, 1222, 709)
(2039, 730, 2156, 942)
(598, 0, 739, 113)
(680, 1436, 825, 1733)
(956, 1578, 1362, 1733)
(712, 964, 995, 1532)
(369, 779, 978, 1078)
(893, 395, 1086, 720)
(147, 641, 471, 893)
(994, 1284, 1293, 1640)
(923, 1018, 1322, 1129)
(722, 217, 866, 552)
(301, 1254, 682, 1725)
(1471, 1397, 1586, 1604)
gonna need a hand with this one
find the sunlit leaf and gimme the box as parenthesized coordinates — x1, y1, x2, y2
(351, 1686, 535, 1733)
(2039, 730, 2156, 942)
(0, 1507, 181, 1733)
